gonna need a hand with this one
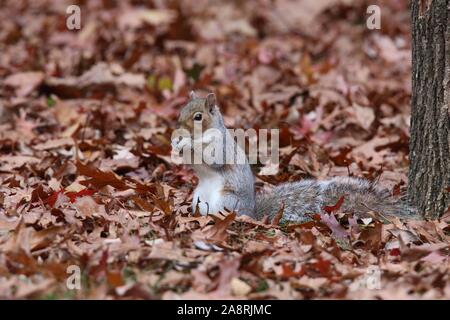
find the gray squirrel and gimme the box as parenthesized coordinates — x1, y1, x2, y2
(171, 91, 420, 222)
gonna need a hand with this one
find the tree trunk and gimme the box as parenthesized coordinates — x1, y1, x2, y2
(409, 0, 450, 219)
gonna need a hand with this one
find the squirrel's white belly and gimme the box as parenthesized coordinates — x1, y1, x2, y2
(192, 167, 224, 215)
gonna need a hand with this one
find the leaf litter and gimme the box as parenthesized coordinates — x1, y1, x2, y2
(0, 0, 449, 300)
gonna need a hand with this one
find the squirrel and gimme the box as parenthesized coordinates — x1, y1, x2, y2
(171, 91, 420, 223)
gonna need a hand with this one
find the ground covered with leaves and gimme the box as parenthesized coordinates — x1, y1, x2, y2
(0, 0, 449, 299)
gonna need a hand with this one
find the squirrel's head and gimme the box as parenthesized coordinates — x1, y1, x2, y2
(177, 91, 222, 136)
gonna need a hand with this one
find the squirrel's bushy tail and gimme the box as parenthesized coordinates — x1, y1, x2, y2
(255, 177, 421, 223)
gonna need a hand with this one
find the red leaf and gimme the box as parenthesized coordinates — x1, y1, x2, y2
(271, 202, 285, 226)
(322, 196, 345, 214)
(312, 259, 331, 275)
(45, 190, 63, 208)
(66, 189, 95, 203)
(281, 263, 305, 278)
(392, 180, 404, 197)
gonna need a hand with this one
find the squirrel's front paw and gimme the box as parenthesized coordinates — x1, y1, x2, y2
(171, 136, 192, 152)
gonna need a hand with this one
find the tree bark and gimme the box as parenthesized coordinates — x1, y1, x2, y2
(409, 0, 450, 219)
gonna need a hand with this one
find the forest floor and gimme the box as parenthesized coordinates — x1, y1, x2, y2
(0, 0, 449, 299)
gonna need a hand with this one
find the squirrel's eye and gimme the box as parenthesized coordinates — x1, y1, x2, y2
(193, 112, 202, 121)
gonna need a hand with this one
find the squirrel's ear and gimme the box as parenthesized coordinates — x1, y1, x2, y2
(189, 90, 197, 100)
(206, 93, 216, 112)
